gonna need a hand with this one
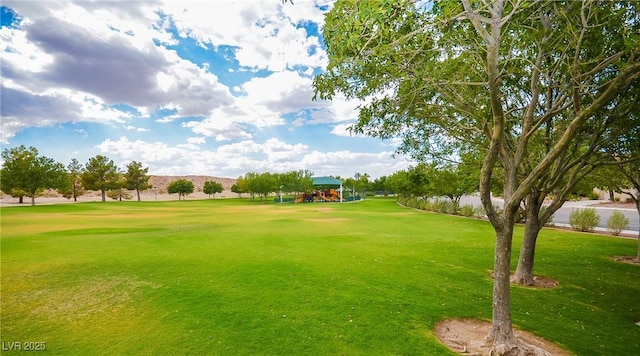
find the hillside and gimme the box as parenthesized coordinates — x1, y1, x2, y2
(0, 175, 238, 205)
(149, 175, 236, 194)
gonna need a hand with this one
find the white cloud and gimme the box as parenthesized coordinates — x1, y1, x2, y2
(187, 137, 206, 145)
(125, 125, 150, 132)
(1, 1, 235, 140)
(95, 136, 409, 179)
(161, 0, 328, 71)
(300, 150, 412, 178)
(182, 115, 254, 142)
(330, 123, 355, 137)
(263, 137, 308, 162)
(240, 71, 320, 112)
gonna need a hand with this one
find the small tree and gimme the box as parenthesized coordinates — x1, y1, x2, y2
(371, 176, 388, 196)
(167, 178, 194, 200)
(231, 183, 244, 198)
(107, 188, 133, 201)
(124, 161, 151, 201)
(107, 174, 132, 201)
(81, 155, 120, 202)
(203, 181, 223, 198)
(65, 158, 85, 201)
(246, 172, 277, 203)
(431, 157, 480, 205)
(277, 170, 314, 199)
(232, 176, 249, 198)
(354, 172, 371, 199)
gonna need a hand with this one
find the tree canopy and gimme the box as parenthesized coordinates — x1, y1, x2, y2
(203, 180, 224, 198)
(81, 155, 120, 202)
(124, 161, 151, 201)
(0, 145, 68, 205)
(167, 178, 195, 200)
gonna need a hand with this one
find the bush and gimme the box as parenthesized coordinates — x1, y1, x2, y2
(473, 205, 486, 219)
(569, 208, 600, 232)
(417, 198, 429, 210)
(406, 198, 419, 209)
(460, 204, 475, 217)
(432, 198, 459, 214)
(449, 200, 460, 215)
(587, 191, 600, 200)
(607, 211, 629, 236)
(430, 198, 444, 213)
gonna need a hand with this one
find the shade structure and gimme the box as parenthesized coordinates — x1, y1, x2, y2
(310, 176, 343, 202)
(311, 176, 343, 186)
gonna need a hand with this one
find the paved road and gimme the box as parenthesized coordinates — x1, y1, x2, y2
(459, 196, 638, 236)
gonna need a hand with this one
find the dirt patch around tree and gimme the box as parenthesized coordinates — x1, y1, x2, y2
(435, 318, 571, 355)
(612, 255, 640, 265)
(488, 272, 560, 289)
(521, 274, 559, 288)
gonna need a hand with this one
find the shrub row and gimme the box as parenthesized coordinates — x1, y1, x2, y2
(569, 208, 630, 235)
(398, 196, 487, 218)
(399, 198, 630, 236)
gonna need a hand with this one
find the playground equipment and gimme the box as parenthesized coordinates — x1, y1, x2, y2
(296, 189, 342, 203)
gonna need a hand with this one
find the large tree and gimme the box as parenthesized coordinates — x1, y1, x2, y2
(606, 84, 640, 261)
(124, 161, 151, 202)
(513, 81, 640, 285)
(314, 1, 639, 354)
(81, 155, 120, 202)
(0, 145, 68, 206)
(615, 161, 640, 262)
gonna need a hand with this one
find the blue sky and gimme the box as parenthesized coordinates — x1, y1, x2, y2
(1, 1, 412, 178)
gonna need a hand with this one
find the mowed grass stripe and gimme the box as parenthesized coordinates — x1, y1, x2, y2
(1, 198, 638, 355)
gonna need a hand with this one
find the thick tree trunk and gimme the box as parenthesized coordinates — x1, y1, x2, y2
(484, 213, 519, 352)
(636, 204, 640, 262)
(101, 189, 106, 202)
(513, 220, 540, 286)
(513, 196, 543, 285)
(30, 194, 35, 206)
(136, 188, 141, 202)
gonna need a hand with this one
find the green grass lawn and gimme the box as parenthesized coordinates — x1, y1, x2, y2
(1, 198, 638, 355)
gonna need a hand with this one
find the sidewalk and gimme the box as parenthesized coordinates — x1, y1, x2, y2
(550, 222, 638, 238)
(561, 199, 636, 210)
